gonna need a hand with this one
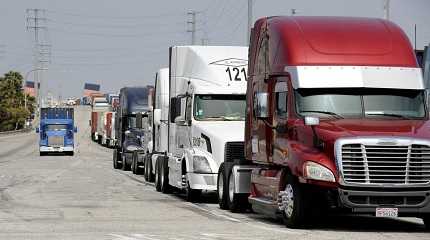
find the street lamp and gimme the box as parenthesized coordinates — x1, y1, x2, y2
(24, 68, 47, 112)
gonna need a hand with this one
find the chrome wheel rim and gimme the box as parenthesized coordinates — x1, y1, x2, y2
(218, 172, 224, 201)
(284, 184, 294, 218)
(228, 173, 234, 202)
(160, 163, 164, 187)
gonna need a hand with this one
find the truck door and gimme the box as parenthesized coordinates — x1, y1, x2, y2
(272, 77, 289, 165)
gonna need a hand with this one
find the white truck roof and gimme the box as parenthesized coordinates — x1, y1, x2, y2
(170, 46, 248, 95)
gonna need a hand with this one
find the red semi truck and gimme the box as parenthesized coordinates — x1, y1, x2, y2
(217, 16, 430, 229)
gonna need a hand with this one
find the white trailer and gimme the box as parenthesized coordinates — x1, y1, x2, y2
(151, 46, 248, 201)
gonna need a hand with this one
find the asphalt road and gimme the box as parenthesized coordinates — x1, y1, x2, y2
(0, 106, 428, 240)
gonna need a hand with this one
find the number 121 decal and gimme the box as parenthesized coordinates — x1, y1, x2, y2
(226, 67, 247, 81)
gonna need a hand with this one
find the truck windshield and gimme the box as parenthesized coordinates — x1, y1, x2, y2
(46, 124, 68, 131)
(194, 94, 246, 121)
(296, 88, 426, 119)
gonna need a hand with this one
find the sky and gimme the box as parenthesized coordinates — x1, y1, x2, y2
(0, 0, 429, 100)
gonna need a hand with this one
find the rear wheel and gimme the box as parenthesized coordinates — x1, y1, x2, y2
(113, 149, 122, 169)
(217, 164, 229, 210)
(281, 174, 309, 229)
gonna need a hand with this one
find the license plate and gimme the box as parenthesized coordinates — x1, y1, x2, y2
(375, 208, 398, 217)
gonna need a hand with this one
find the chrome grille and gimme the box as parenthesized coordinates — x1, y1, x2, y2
(225, 142, 245, 162)
(340, 143, 430, 185)
(48, 136, 64, 147)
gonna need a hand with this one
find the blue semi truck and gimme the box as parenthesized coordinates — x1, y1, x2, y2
(36, 107, 77, 156)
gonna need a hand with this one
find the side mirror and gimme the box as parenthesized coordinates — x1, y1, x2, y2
(74, 126, 78, 133)
(175, 116, 189, 126)
(35, 127, 39, 133)
(153, 109, 161, 126)
(136, 113, 143, 129)
(254, 92, 269, 118)
(304, 116, 320, 126)
(124, 130, 131, 137)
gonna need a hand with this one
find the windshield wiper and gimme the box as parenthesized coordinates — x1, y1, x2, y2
(300, 110, 344, 119)
(366, 113, 409, 119)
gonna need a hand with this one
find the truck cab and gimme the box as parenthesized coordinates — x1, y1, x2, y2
(37, 107, 77, 156)
(152, 46, 248, 201)
(224, 16, 430, 229)
(113, 87, 152, 174)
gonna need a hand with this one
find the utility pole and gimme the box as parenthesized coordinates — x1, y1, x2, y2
(384, 0, 390, 20)
(26, 8, 48, 108)
(247, 0, 253, 45)
(187, 11, 197, 45)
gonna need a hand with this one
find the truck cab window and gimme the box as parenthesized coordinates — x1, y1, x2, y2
(275, 81, 288, 118)
(256, 35, 268, 75)
(194, 94, 246, 121)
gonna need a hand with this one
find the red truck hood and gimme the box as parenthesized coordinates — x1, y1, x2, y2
(314, 119, 430, 142)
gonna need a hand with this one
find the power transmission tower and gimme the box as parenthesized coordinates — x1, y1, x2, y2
(187, 11, 197, 45)
(26, 8, 49, 107)
(384, 0, 390, 20)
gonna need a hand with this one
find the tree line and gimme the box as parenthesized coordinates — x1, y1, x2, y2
(0, 71, 36, 131)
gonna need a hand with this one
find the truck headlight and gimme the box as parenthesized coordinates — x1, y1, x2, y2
(193, 156, 212, 173)
(304, 161, 335, 182)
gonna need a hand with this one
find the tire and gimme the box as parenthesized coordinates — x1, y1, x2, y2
(121, 152, 130, 171)
(185, 181, 201, 203)
(227, 168, 248, 212)
(144, 155, 150, 181)
(131, 152, 139, 174)
(217, 164, 229, 210)
(113, 149, 122, 169)
(68, 151, 74, 156)
(97, 136, 102, 145)
(281, 174, 309, 229)
(39, 151, 45, 156)
(423, 215, 430, 231)
(160, 157, 170, 194)
(154, 157, 162, 192)
(145, 154, 155, 182)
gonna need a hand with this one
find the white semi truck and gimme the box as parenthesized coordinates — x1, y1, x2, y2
(150, 46, 248, 201)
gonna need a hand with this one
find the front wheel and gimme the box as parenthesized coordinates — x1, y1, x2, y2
(186, 181, 201, 202)
(280, 174, 309, 229)
(227, 169, 248, 212)
(217, 164, 229, 210)
(160, 157, 170, 194)
(131, 152, 143, 175)
(113, 149, 122, 169)
(154, 157, 162, 192)
(121, 152, 130, 171)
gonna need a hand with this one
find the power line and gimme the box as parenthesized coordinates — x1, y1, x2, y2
(47, 18, 185, 29)
(46, 9, 185, 20)
(49, 27, 187, 38)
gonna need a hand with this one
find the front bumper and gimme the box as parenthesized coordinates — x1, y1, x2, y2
(40, 146, 74, 152)
(337, 186, 430, 215)
(188, 172, 217, 191)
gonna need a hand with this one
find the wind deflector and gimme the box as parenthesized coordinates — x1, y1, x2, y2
(125, 87, 150, 114)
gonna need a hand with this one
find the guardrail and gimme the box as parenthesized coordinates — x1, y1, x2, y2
(0, 127, 33, 136)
